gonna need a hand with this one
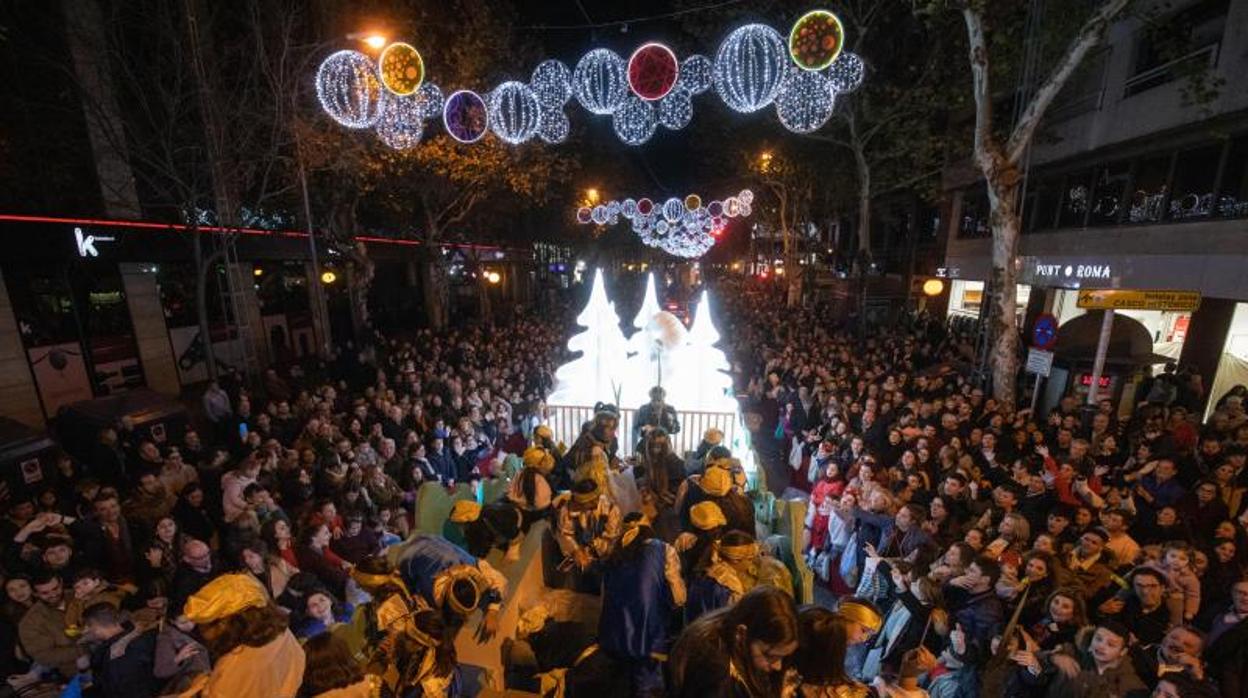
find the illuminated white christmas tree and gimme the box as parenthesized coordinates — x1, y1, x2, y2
(670, 291, 737, 412)
(548, 269, 630, 406)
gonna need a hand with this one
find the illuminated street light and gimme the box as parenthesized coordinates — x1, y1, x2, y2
(364, 35, 387, 49)
(486, 271, 502, 284)
(321, 270, 338, 284)
(253, 267, 264, 277)
(922, 278, 945, 297)
(586, 188, 601, 204)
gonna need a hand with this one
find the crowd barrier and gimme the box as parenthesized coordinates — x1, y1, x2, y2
(544, 405, 740, 458)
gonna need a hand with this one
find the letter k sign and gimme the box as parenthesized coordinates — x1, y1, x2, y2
(74, 227, 113, 257)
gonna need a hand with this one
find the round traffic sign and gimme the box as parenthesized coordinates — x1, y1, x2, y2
(1032, 313, 1059, 350)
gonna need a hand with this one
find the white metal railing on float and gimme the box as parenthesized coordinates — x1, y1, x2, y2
(545, 405, 740, 458)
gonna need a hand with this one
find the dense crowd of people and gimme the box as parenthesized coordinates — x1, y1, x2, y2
(2, 274, 1247, 698)
(721, 280, 1248, 697)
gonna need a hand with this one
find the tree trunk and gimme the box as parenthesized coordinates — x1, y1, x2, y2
(854, 140, 872, 257)
(477, 276, 493, 324)
(194, 237, 226, 382)
(986, 168, 1023, 406)
(421, 253, 450, 329)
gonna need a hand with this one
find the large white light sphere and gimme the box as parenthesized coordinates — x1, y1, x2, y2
(658, 89, 694, 130)
(612, 95, 657, 145)
(827, 52, 866, 94)
(678, 54, 714, 95)
(536, 108, 570, 144)
(488, 81, 541, 145)
(530, 59, 573, 107)
(713, 24, 788, 113)
(775, 68, 836, 134)
(374, 93, 424, 150)
(316, 50, 386, 128)
(573, 48, 629, 115)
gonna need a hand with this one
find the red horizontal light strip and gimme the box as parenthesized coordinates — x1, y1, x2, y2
(0, 214, 513, 252)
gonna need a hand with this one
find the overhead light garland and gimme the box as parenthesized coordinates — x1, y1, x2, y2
(576, 190, 754, 258)
(318, 9, 865, 149)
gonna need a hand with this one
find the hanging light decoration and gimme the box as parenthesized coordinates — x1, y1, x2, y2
(413, 83, 445, 120)
(573, 48, 629, 115)
(627, 42, 680, 101)
(378, 42, 425, 95)
(678, 54, 714, 95)
(713, 24, 788, 113)
(775, 68, 836, 134)
(788, 10, 845, 71)
(316, 50, 386, 128)
(827, 52, 866, 93)
(612, 95, 657, 145)
(442, 89, 489, 143)
(530, 59, 573, 108)
(657, 89, 694, 130)
(575, 190, 752, 258)
(488, 81, 541, 144)
(318, 17, 869, 149)
(374, 93, 424, 150)
(536, 109, 571, 144)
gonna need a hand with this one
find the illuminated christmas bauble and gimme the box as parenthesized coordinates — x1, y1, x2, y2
(628, 43, 680, 101)
(678, 54, 714, 95)
(658, 89, 693, 130)
(685, 194, 702, 211)
(530, 59, 573, 107)
(612, 96, 657, 145)
(713, 24, 788, 113)
(775, 68, 836, 133)
(536, 108, 570, 144)
(316, 50, 385, 128)
(488, 81, 541, 144)
(573, 48, 629, 115)
(827, 52, 866, 93)
(375, 94, 424, 150)
(788, 10, 845, 71)
(414, 83, 444, 120)
(707, 200, 723, 217)
(378, 42, 425, 96)
(576, 207, 593, 224)
(739, 189, 754, 204)
(442, 90, 488, 143)
(637, 198, 654, 216)
(663, 197, 683, 222)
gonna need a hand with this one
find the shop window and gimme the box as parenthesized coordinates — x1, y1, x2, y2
(5, 268, 79, 348)
(1128, 155, 1173, 223)
(1089, 162, 1131, 226)
(1058, 170, 1093, 228)
(1169, 143, 1223, 220)
(1217, 137, 1248, 218)
(958, 185, 991, 239)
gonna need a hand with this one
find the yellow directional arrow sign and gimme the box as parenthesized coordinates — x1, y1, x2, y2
(1075, 289, 1201, 312)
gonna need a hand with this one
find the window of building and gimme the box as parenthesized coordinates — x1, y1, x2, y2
(958, 185, 991, 239)
(1128, 155, 1172, 223)
(1088, 162, 1131, 226)
(1218, 137, 1248, 218)
(1169, 143, 1223, 219)
(1125, 0, 1228, 97)
(1024, 178, 1060, 232)
(1058, 170, 1094, 228)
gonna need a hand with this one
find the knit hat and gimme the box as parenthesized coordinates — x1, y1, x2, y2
(700, 467, 733, 497)
(690, 501, 728, 531)
(522, 446, 555, 474)
(450, 500, 483, 523)
(183, 573, 268, 624)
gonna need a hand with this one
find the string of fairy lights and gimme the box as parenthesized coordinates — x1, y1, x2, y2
(316, 9, 864, 149)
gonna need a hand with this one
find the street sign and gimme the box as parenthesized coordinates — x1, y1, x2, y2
(1026, 347, 1054, 377)
(1076, 289, 1201, 312)
(1031, 313, 1059, 350)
